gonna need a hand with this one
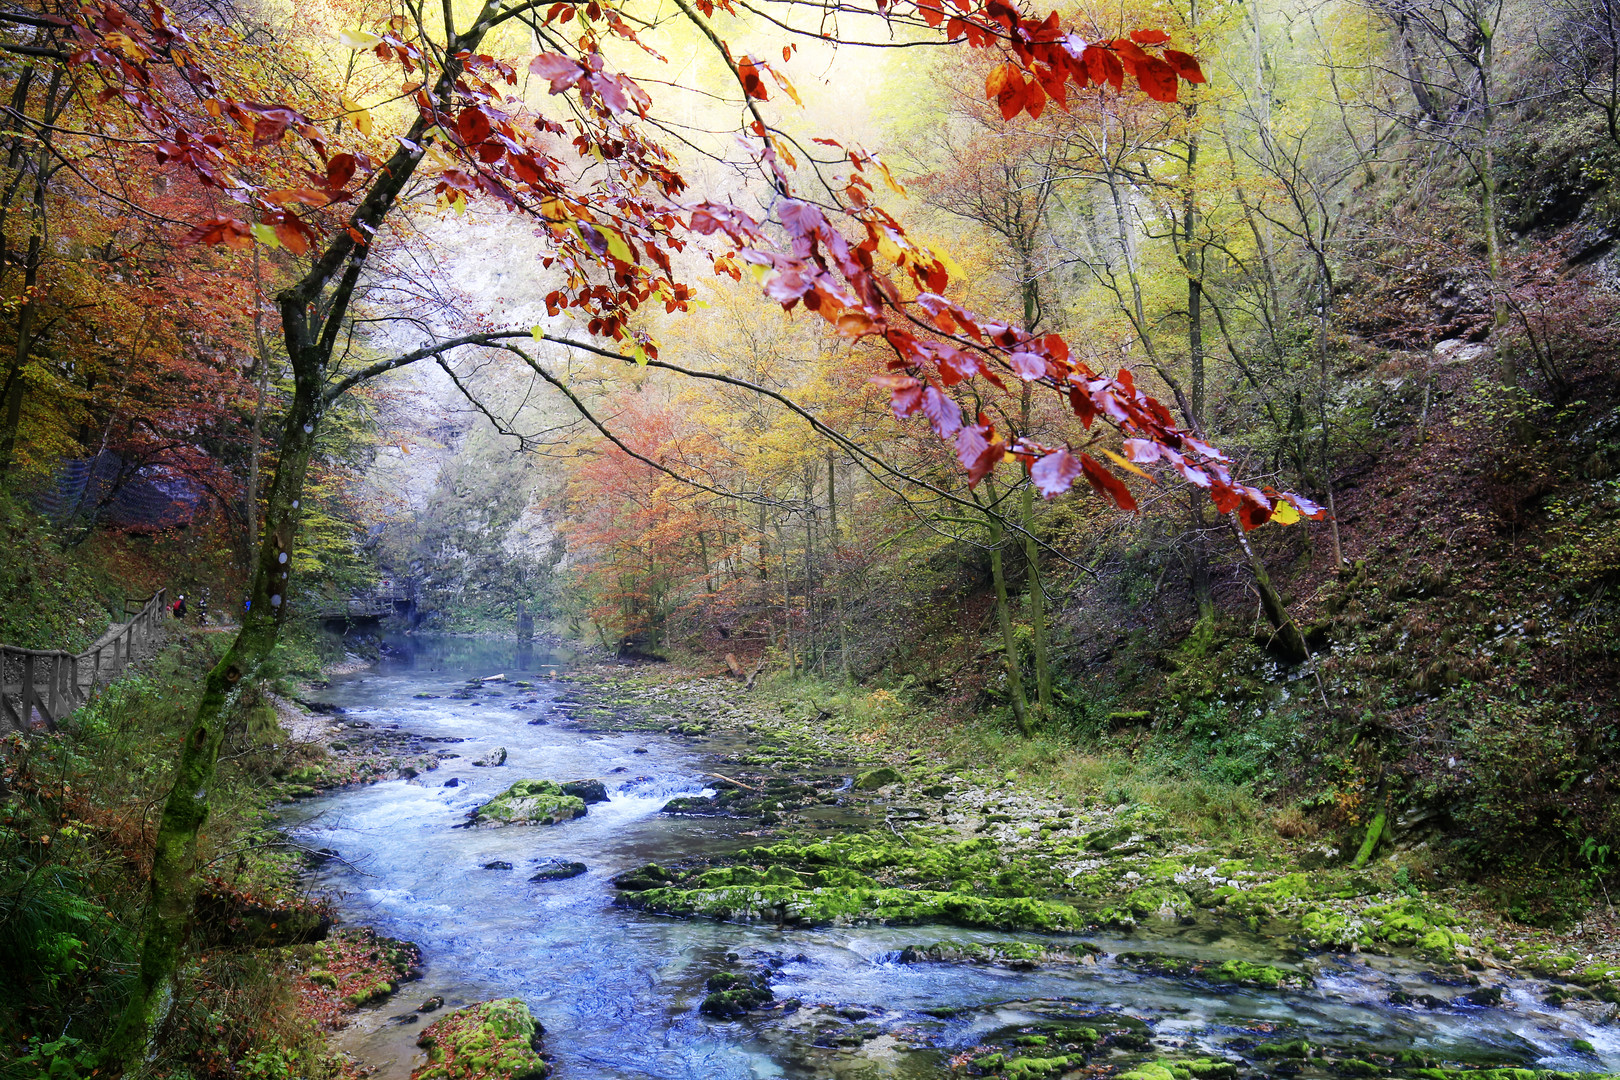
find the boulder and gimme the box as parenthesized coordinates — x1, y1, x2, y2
(530, 858, 588, 882)
(560, 779, 609, 804)
(853, 766, 903, 791)
(469, 780, 587, 827)
(413, 998, 548, 1080)
(472, 747, 508, 767)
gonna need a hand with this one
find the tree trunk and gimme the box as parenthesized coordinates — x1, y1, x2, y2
(107, 362, 325, 1066)
(1231, 515, 1309, 663)
(826, 451, 849, 677)
(980, 481, 1031, 734)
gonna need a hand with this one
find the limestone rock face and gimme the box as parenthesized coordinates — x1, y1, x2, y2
(412, 998, 549, 1080)
(469, 780, 587, 827)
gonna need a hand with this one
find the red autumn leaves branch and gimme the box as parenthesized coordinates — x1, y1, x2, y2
(68, 0, 1318, 530)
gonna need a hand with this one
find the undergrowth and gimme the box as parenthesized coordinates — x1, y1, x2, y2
(0, 633, 344, 1079)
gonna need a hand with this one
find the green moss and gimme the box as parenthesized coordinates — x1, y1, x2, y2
(471, 780, 587, 827)
(618, 881, 1081, 930)
(413, 998, 548, 1080)
(1116, 952, 1307, 989)
(853, 766, 904, 790)
(897, 939, 1100, 966)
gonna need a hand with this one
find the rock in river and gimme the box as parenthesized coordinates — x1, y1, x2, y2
(468, 780, 587, 827)
(530, 858, 588, 882)
(472, 746, 508, 767)
(560, 779, 609, 804)
(413, 998, 549, 1080)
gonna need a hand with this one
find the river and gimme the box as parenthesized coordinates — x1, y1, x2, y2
(285, 635, 1619, 1080)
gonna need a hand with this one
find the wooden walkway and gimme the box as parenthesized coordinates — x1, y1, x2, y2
(0, 589, 167, 732)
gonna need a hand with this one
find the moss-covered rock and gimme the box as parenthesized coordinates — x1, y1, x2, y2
(560, 779, 608, 804)
(895, 938, 1101, 966)
(1115, 952, 1308, 989)
(413, 998, 549, 1080)
(853, 766, 903, 790)
(469, 780, 587, 827)
(618, 881, 1081, 930)
(698, 970, 774, 1018)
(612, 863, 677, 890)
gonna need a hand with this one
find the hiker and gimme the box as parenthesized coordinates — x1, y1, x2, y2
(171, 594, 188, 619)
(197, 595, 208, 625)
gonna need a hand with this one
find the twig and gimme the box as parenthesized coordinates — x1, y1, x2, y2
(706, 771, 759, 792)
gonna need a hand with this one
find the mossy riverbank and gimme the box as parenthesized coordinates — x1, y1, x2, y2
(555, 659, 1620, 1010)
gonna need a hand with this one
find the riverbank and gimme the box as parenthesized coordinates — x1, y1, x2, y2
(552, 658, 1620, 1012)
(264, 640, 1620, 1080)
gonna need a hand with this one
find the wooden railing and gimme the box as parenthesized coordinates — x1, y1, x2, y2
(0, 589, 167, 732)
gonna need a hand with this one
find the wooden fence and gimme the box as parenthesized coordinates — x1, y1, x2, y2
(0, 589, 167, 732)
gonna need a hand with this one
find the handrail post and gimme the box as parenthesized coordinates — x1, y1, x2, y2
(21, 653, 35, 728)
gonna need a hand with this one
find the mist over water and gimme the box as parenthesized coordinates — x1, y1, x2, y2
(286, 636, 1619, 1079)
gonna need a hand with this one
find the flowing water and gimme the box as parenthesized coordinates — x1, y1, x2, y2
(285, 636, 1620, 1079)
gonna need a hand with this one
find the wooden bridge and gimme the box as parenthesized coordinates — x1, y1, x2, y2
(316, 583, 415, 625)
(1, 589, 168, 732)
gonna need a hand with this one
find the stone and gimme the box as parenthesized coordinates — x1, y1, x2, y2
(483, 861, 514, 870)
(469, 780, 588, 827)
(419, 996, 445, 1012)
(472, 747, 508, 767)
(530, 858, 588, 882)
(699, 970, 773, 1018)
(443, 778, 461, 788)
(853, 766, 903, 790)
(560, 779, 609, 804)
(413, 998, 549, 1080)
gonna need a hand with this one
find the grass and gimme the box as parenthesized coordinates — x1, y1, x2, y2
(746, 667, 1278, 852)
(0, 630, 349, 1079)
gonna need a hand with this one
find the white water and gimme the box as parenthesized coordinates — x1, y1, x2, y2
(285, 637, 1617, 1079)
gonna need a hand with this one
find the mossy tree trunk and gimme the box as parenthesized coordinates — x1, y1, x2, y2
(978, 480, 1032, 736)
(105, 15, 497, 1066)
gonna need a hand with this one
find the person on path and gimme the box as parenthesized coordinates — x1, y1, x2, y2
(171, 594, 188, 620)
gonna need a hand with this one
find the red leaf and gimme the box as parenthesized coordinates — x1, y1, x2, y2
(986, 61, 1026, 121)
(1030, 449, 1081, 497)
(737, 56, 769, 100)
(252, 116, 287, 146)
(1084, 45, 1123, 90)
(1130, 28, 1170, 44)
(1068, 384, 1097, 427)
(1008, 352, 1046, 380)
(1210, 481, 1241, 515)
(1122, 438, 1161, 464)
(178, 216, 251, 249)
(457, 106, 492, 146)
(589, 72, 630, 113)
(1023, 77, 1047, 119)
(326, 153, 357, 191)
(530, 53, 585, 93)
(935, 345, 980, 386)
(1135, 56, 1179, 102)
(510, 154, 544, 185)
(274, 219, 311, 255)
(889, 380, 924, 418)
(1238, 492, 1274, 531)
(1163, 49, 1206, 83)
(1079, 453, 1137, 511)
(777, 199, 824, 236)
(920, 385, 962, 437)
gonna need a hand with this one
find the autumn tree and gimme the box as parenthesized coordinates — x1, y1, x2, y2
(0, 0, 1330, 1066)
